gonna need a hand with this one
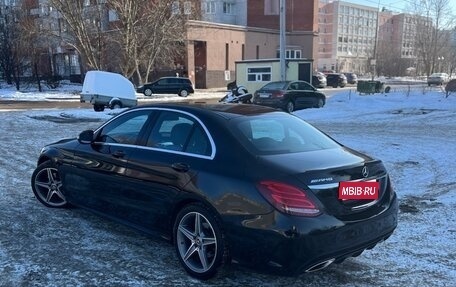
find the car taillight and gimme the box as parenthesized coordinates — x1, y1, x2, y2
(257, 181, 321, 216)
(272, 91, 284, 98)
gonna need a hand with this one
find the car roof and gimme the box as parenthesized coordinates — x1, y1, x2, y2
(265, 81, 291, 84)
(128, 103, 281, 120)
(154, 77, 191, 81)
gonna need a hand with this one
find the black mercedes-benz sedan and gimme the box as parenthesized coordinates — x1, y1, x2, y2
(31, 103, 398, 279)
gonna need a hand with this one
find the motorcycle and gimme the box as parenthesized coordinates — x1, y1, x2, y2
(219, 85, 252, 104)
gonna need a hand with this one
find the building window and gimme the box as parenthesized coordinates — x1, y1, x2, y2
(264, 0, 279, 15)
(223, 2, 234, 14)
(184, 2, 192, 15)
(108, 9, 119, 22)
(171, 1, 180, 15)
(205, 1, 216, 14)
(247, 67, 272, 82)
(277, 49, 302, 59)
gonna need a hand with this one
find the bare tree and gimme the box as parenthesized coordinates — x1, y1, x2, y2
(48, 0, 108, 72)
(0, 3, 36, 90)
(0, 4, 20, 87)
(108, 0, 200, 85)
(19, 16, 44, 91)
(376, 39, 400, 76)
(412, 0, 455, 76)
(446, 32, 456, 77)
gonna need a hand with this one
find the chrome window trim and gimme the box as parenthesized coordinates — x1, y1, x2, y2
(94, 107, 216, 160)
(97, 142, 214, 160)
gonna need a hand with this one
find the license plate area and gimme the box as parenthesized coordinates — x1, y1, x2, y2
(338, 180, 379, 200)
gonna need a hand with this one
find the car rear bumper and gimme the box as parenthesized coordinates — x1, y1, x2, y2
(252, 99, 286, 110)
(225, 194, 398, 273)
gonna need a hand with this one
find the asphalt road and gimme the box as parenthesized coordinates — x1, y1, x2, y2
(0, 97, 223, 111)
(0, 86, 454, 286)
(0, 82, 435, 111)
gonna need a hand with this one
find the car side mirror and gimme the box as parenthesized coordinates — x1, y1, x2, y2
(78, 130, 95, 144)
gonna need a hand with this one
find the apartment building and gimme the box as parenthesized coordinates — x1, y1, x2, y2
(377, 10, 436, 75)
(15, 0, 319, 88)
(188, 0, 319, 88)
(318, 0, 378, 75)
(200, 0, 247, 26)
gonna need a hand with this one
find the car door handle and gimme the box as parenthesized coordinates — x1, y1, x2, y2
(172, 163, 189, 172)
(112, 150, 126, 158)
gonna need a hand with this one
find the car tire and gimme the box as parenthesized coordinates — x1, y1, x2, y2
(174, 203, 227, 280)
(179, 89, 189, 97)
(31, 161, 68, 208)
(110, 101, 122, 110)
(333, 84, 338, 88)
(93, 104, 105, 112)
(316, 98, 325, 108)
(144, 88, 153, 96)
(285, 101, 295, 113)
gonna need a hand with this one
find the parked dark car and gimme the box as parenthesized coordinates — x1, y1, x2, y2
(31, 104, 398, 279)
(136, 77, 194, 97)
(312, 74, 327, 88)
(253, 80, 326, 112)
(326, 73, 348, 88)
(344, 72, 358, 85)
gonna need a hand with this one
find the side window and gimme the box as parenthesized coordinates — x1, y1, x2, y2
(147, 111, 211, 156)
(289, 82, 299, 90)
(298, 81, 313, 90)
(97, 111, 151, 145)
(186, 125, 211, 156)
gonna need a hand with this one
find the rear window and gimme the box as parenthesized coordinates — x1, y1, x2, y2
(261, 81, 288, 90)
(179, 78, 191, 84)
(231, 113, 339, 155)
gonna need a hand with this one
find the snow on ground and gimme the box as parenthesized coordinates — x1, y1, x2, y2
(0, 80, 225, 103)
(0, 82, 455, 286)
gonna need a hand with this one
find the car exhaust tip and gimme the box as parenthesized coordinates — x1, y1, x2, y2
(305, 258, 335, 272)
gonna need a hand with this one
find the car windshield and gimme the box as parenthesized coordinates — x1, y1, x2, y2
(231, 113, 340, 155)
(430, 73, 445, 77)
(261, 81, 288, 90)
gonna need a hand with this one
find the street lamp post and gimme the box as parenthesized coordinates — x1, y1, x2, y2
(279, 0, 286, 81)
(437, 56, 444, 72)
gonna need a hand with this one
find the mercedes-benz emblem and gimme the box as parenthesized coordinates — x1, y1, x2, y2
(362, 166, 369, 178)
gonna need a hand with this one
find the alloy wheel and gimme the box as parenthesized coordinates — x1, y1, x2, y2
(286, 101, 295, 113)
(33, 165, 67, 207)
(179, 90, 189, 97)
(144, 88, 153, 96)
(176, 211, 217, 274)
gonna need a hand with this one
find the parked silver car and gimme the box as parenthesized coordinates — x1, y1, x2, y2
(427, 73, 449, 86)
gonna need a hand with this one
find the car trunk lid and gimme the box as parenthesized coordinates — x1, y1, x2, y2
(258, 147, 389, 220)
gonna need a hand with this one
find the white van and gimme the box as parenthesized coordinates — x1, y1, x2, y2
(80, 71, 137, 111)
